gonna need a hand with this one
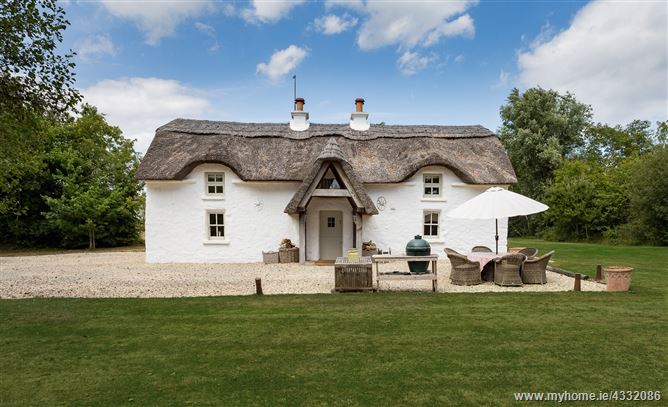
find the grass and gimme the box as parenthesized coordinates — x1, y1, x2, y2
(1, 239, 666, 406)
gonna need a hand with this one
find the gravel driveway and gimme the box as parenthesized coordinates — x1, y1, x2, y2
(0, 251, 605, 298)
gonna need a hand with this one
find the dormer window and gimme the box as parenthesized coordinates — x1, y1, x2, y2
(206, 173, 225, 195)
(423, 174, 441, 197)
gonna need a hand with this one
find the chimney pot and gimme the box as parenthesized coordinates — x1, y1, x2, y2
(295, 97, 305, 111)
(355, 98, 365, 112)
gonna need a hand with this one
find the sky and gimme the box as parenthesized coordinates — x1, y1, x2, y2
(59, 0, 668, 153)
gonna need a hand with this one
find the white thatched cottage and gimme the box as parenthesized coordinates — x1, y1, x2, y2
(136, 98, 516, 263)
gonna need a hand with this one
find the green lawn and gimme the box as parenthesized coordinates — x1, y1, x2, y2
(1, 240, 666, 406)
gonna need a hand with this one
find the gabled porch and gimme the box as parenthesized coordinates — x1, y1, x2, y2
(284, 138, 378, 263)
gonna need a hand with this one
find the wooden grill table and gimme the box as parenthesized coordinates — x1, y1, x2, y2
(334, 256, 374, 292)
(372, 254, 438, 292)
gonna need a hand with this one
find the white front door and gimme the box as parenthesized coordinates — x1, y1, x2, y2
(319, 211, 343, 260)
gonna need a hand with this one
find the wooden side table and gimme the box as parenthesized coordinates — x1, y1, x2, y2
(372, 254, 439, 292)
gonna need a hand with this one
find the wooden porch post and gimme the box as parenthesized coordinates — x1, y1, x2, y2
(355, 212, 363, 250)
(299, 212, 306, 264)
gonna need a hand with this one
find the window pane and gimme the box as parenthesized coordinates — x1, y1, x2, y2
(219, 226, 224, 237)
(216, 174, 223, 182)
(424, 176, 432, 183)
(217, 214, 224, 224)
(208, 174, 215, 182)
(208, 186, 215, 193)
(424, 214, 430, 223)
(424, 187, 431, 195)
(424, 225, 430, 235)
(209, 226, 216, 237)
(433, 187, 439, 196)
(433, 176, 440, 183)
(432, 213, 438, 222)
(209, 214, 216, 224)
(216, 185, 223, 194)
(431, 225, 438, 236)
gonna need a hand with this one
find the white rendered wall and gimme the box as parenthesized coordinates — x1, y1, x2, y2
(145, 164, 300, 263)
(364, 166, 508, 258)
(145, 164, 508, 263)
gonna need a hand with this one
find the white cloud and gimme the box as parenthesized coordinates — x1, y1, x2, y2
(76, 34, 117, 62)
(454, 54, 465, 64)
(492, 70, 510, 88)
(312, 14, 358, 35)
(517, 1, 667, 125)
(241, 0, 306, 24)
(325, 0, 365, 12)
(194, 22, 220, 53)
(100, 0, 213, 45)
(397, 51, 437, 76)
(356, 1, 477, 50)
(256, 45, 308, 82)
(82, 77, 211, 153)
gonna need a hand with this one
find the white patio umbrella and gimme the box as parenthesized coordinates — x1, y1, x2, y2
(445, 187, 549, 254)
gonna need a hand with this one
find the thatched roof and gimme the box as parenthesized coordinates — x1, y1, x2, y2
(136, 119, 517, 185)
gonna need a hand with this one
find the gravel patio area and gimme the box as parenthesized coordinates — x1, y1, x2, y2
(0, 251, 605, 298)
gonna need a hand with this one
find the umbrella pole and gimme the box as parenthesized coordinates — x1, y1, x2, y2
(495, 218, 499, 254)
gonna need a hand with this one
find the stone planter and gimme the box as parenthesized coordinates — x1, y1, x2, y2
(603, 266, 633, 292)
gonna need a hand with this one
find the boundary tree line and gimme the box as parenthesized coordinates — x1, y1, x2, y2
(1, 1, 666, 248)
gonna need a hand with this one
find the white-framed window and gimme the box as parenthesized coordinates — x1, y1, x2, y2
(207, 211, 225, 239)
(423, 174, 442, 197)
(423, 210, 440, 238)
(206, 172, 225, 195)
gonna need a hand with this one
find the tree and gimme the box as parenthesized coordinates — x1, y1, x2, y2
(1, 0, 80, 117)
(498, 88, 593, 200)
(582, 120, 656, 166)
(41, 106, 144, 248)
(542, 160, 630, 241)
(627, 146, 668, 245)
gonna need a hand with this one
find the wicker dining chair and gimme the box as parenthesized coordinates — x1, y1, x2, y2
(444, 247, 462, 256)
(519, 247, 538, 258)
(493, 253, 526, 286)
(446, 252, 482, 286)
(471, 245, 493, 253)
(521, 251, 554, 284)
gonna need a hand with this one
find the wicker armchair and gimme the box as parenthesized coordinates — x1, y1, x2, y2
(444, 247, 462, 256)
(493, 253, 526, 286)
(521, 251, 554, 284)
(446, 252, 482, 286)
(471, 245, 492, 253)
(519, 247, 538, 258)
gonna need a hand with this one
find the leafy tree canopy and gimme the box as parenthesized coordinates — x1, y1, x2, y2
(1, 0, 80, 117)
(498, 87, 593, 199)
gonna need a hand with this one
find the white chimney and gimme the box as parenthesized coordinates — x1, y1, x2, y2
(350, 97, 369, 131)
(290, 97, 309, 131)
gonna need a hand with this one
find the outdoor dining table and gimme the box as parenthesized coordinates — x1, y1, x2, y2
(467, 251, 508, 282)
(466, 252, 507, 272)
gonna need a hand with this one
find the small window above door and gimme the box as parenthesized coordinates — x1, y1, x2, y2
(317, 168, 342, 189)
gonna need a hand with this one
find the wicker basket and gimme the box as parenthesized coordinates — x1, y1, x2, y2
(262, 251, 279, 264)
(279, 247, 299, 263)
